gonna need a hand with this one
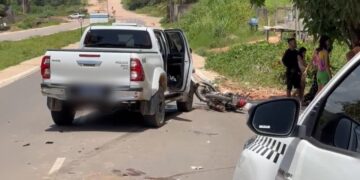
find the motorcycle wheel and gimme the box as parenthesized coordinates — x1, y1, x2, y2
(195, 82, 217, 102)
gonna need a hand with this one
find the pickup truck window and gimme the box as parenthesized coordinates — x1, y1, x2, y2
(313, 64, 360, 153)
(166, 32, 185, 54)
(84, 30, 152, 49)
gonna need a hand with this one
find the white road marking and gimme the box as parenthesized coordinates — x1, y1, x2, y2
(48, 157, 66, 175)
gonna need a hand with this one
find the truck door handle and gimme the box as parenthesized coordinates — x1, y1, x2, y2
(77, 60, 102, 67)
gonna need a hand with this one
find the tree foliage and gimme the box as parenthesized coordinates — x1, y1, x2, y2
(0, 4, 6, 17)
(0, 0, 9, 17)
(124, 0, 198, 10)
(250, 0, 360, 48)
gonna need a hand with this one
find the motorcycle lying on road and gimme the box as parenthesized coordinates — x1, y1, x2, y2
(194, 81, 249, 112)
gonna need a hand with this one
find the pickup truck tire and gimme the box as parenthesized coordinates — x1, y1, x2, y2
(143, 86, 166, 128)
(51, 105, 75, 126)
(177, 82, 195, 112)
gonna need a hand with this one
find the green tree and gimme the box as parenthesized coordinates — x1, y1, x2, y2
(0, 4, 6, 17)
(33, 0, 45, 6)
(250, 0, 360, 48)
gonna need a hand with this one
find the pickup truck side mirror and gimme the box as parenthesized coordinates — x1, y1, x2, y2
(247, 98, 300, 137)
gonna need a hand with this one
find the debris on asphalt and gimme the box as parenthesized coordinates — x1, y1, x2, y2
(126, 168, 146, 176)
(45, 141, 54, 144)
(22, 143, 30, 147)
(112, 168, 146, 177)
(192, 130, 219, 136)
(206, 140, 211, 144)
(112, 169, 123, 176)
(191, 166, 203, 170)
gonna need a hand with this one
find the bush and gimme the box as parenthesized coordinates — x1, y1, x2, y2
(125, 0, 150, 10)
(16, 16, 38, 29)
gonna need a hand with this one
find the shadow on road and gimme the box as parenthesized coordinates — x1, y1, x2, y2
(45, 105, 192, 133)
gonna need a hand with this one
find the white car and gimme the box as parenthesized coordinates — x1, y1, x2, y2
(68, 13, 85, 19)
(40, 24, 194, 127)
(234, 53, 360, 180)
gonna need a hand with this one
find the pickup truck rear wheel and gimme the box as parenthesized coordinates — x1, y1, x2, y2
(51, 104, 75, 126)
(143, 86, 166, 128)
(177, 82, 195, 112)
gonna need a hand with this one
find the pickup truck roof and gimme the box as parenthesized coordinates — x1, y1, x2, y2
(79, 25, 161, 51)
(87, 25, 152, 31)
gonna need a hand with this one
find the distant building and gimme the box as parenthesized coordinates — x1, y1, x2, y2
(89, 13, 109, 24)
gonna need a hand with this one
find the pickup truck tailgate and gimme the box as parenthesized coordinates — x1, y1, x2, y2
(48, 51, 130, 86)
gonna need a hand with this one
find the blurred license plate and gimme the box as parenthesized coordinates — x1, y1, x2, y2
(77, 86, 105, 97)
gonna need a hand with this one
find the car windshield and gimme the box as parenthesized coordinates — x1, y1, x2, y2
(83, 29, 152, 49)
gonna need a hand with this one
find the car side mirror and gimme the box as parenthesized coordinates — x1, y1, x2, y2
(247, 98, 300, 137)
(190, 48, 193, 53)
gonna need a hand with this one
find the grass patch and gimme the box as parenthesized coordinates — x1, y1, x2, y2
(265, 0, 292, 12)
(135, 2, 167, 17)
(0, 29, 83, 70)
(170, 0, 265, 49)
(206, 41, 348, 89)
(5, 1, 87, 30)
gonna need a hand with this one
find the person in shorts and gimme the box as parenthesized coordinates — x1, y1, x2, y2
(282, 38, 301, 98)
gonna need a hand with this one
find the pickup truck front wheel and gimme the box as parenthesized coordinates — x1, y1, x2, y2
(51, 104, 75, 126)
(143, 86, 166, 128)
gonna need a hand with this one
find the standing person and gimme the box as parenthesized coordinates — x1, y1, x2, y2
(313, 35, 332, 93)
(282, 38, 301, 98)
(297, 47, 307, 101)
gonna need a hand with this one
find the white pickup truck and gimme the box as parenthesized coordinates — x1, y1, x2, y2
(68, 13, 85, 19)
(41, 24, 195, 127)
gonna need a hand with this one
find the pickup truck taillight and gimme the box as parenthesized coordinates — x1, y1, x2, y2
(130, 58, 144, 81)
(41, 56, 51, 79)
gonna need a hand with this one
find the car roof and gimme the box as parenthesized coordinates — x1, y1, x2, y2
(88, 25, 151, 31)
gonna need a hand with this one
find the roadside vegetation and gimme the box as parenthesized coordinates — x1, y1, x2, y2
(0, 29, 82, 70)
(206, 42, 348, 88)
(172, 0, 260, 49)
(123, 0, 353, 90)
(122, 0, 197, 17)
(0, 0, 86, 30)
(123, 0, 288, 50)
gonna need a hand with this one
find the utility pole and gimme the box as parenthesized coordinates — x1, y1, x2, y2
(295, 7, 299, 39)
(21, 0, 30, 14)
(107, 0, 109, 15)
(22, 0, 26, 14)
(167, 0, 172, 22)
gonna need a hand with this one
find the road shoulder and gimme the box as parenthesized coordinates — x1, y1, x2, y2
(0, 43, 79, 88)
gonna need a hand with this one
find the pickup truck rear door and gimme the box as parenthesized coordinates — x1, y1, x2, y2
(48, 50, 131, 86)
(164, 29, 192, 92)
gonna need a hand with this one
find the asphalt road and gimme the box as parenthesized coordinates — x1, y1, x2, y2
(0, 20, 89, 42)
(0, 71, 253, 180)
